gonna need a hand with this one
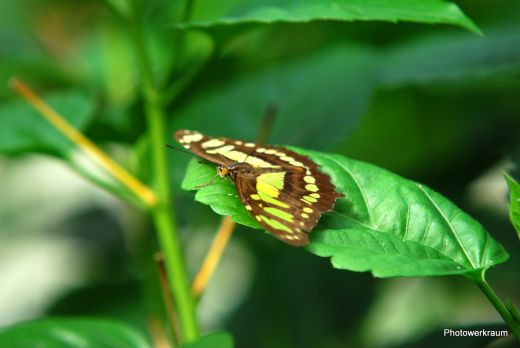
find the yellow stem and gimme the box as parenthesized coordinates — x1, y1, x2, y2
(192, 216, 236, 297)
(191, 105, 276, 296)
(9, 78, 157, 207)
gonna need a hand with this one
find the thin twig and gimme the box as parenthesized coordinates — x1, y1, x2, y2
(192, 216, 236, 297)
(9, 78, 157, 207)
(256, 104, 277, 144)
(191, 105, 277, 296)
(147, 315, 171, 348)
(155, 253, 182, 345)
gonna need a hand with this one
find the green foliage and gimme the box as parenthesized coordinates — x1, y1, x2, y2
(0, 318, 150, 348)
(0, 91, 94, 157)
(180, 147, 509, 277)
(182, 158, 261, 229)
(179, 332, 234, 348)
(173, 45, 375, 149)
(182, 0, 480, 34)
(2, 0, 520, 346)
(505, 174, 520, 239)
(380, 24, 520, 86)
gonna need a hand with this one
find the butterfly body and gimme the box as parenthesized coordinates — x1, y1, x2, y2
(175, 130, 343, 246)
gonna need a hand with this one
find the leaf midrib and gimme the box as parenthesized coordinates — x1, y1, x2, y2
(328, 155, 374, 223)
(417, 184, 476, 269)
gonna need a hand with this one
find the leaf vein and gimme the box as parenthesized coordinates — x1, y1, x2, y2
(329, 156, 374, 223)
(403, 203, 411, 240)
(417, 184, 475, 269)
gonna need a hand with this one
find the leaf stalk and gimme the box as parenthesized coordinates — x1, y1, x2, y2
(475, 270, 520, 341)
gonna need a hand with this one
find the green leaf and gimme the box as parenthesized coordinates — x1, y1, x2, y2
(505, 174, 520, 239)
(180, 147, 509, 277)
(0, 90, 94, 157)
(172, 45, 376, 150)
(181, 158, 262, 230)
(0, 317, 150, 348)
(380, 23, 520, 86)
(179, 332, 234, 348)
(180, 0, 480, 34)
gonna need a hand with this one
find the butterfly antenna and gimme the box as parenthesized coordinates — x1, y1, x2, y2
(165, 143, 193, 156)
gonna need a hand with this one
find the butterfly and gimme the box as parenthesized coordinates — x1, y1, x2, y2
(175, 130, 343, 246)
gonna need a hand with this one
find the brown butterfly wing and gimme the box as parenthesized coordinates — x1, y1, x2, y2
(175, 129, 343, 246)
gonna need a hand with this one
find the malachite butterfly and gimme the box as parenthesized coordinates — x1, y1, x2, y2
(176, 130, 343, 246)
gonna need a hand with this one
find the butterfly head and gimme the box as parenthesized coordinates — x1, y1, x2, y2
(218, 162, 254, 181)
(217, 165, 229, 178)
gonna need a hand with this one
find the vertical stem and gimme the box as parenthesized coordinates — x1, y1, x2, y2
(474, 271, 520, 341)
(129, 0, 199, 342)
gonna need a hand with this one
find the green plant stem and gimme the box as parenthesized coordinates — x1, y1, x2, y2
(475, 270, 520, 341)
(129, 0, 199, 342)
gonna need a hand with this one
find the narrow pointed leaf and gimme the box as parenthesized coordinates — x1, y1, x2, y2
(181, 147, 508, 277)
(505, 174, 520, 239)
(0, 91, 94, 157)
(179, 0, 480, 34)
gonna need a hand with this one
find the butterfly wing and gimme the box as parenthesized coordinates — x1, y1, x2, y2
(234, 170, 309, 246)
(175, 129, 240, 167)
(176, 129, 343, 246)
(234, 166, 341, 246)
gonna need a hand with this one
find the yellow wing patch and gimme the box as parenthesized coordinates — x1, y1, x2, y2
(257, 215, 292, 233)
(264, 207, 294, 223)
(257, 172, 285, 190)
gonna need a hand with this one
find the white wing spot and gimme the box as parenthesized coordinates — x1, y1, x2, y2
(202, 139, 225, 148)
(304, 176, 316, 184)
(290, 161, 304, 166)
(244, 142, 255, 147)
(303, 207, 313, 213)
(182, 133, 203, 143)
(257, 148, 266, 153)
(305, 184, 319, 192)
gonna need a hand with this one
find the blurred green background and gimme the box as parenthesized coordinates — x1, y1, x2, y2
(0, 0, 519, 347)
